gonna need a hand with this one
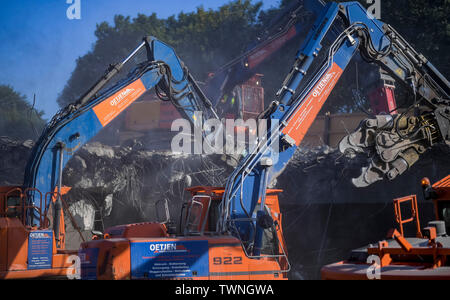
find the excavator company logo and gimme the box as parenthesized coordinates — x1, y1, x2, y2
(29, 232, 51, 239)
(312, 72, 336, 98)
(149, 243, 188, 253)
(109, 89, 135, 107)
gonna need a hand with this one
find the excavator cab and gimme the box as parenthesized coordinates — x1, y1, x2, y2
(181, 186, 288, 259)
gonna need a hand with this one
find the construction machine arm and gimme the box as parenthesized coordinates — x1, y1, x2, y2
(24, 37, 219, 227)
(218, 1, 450, 256)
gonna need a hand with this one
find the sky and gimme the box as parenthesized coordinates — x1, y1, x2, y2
(0, 0, 280, 119)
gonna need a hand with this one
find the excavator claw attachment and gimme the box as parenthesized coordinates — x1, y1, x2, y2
(339, 111, 443, 187)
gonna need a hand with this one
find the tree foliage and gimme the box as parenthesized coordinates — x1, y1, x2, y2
(57, 0, 449, 115)
(0, 85, 46, 140)
(57, 0, 263, 107)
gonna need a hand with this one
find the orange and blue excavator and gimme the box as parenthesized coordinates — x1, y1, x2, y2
(0, 0, 328, 279)
(1, 0, 449, 279)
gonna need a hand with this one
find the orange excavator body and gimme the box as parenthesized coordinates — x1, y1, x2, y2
(79, 187, 289, 280)
(0, 186, 77, 279)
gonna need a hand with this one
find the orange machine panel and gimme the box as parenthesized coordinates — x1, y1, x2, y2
(80, 186, 288, 280)
(6, 218, 29, 271)
(92, 239, 131, 280)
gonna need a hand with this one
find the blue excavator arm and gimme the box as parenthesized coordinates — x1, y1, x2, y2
(23, 37, 219, 232)
(219, 1, 450, 257)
